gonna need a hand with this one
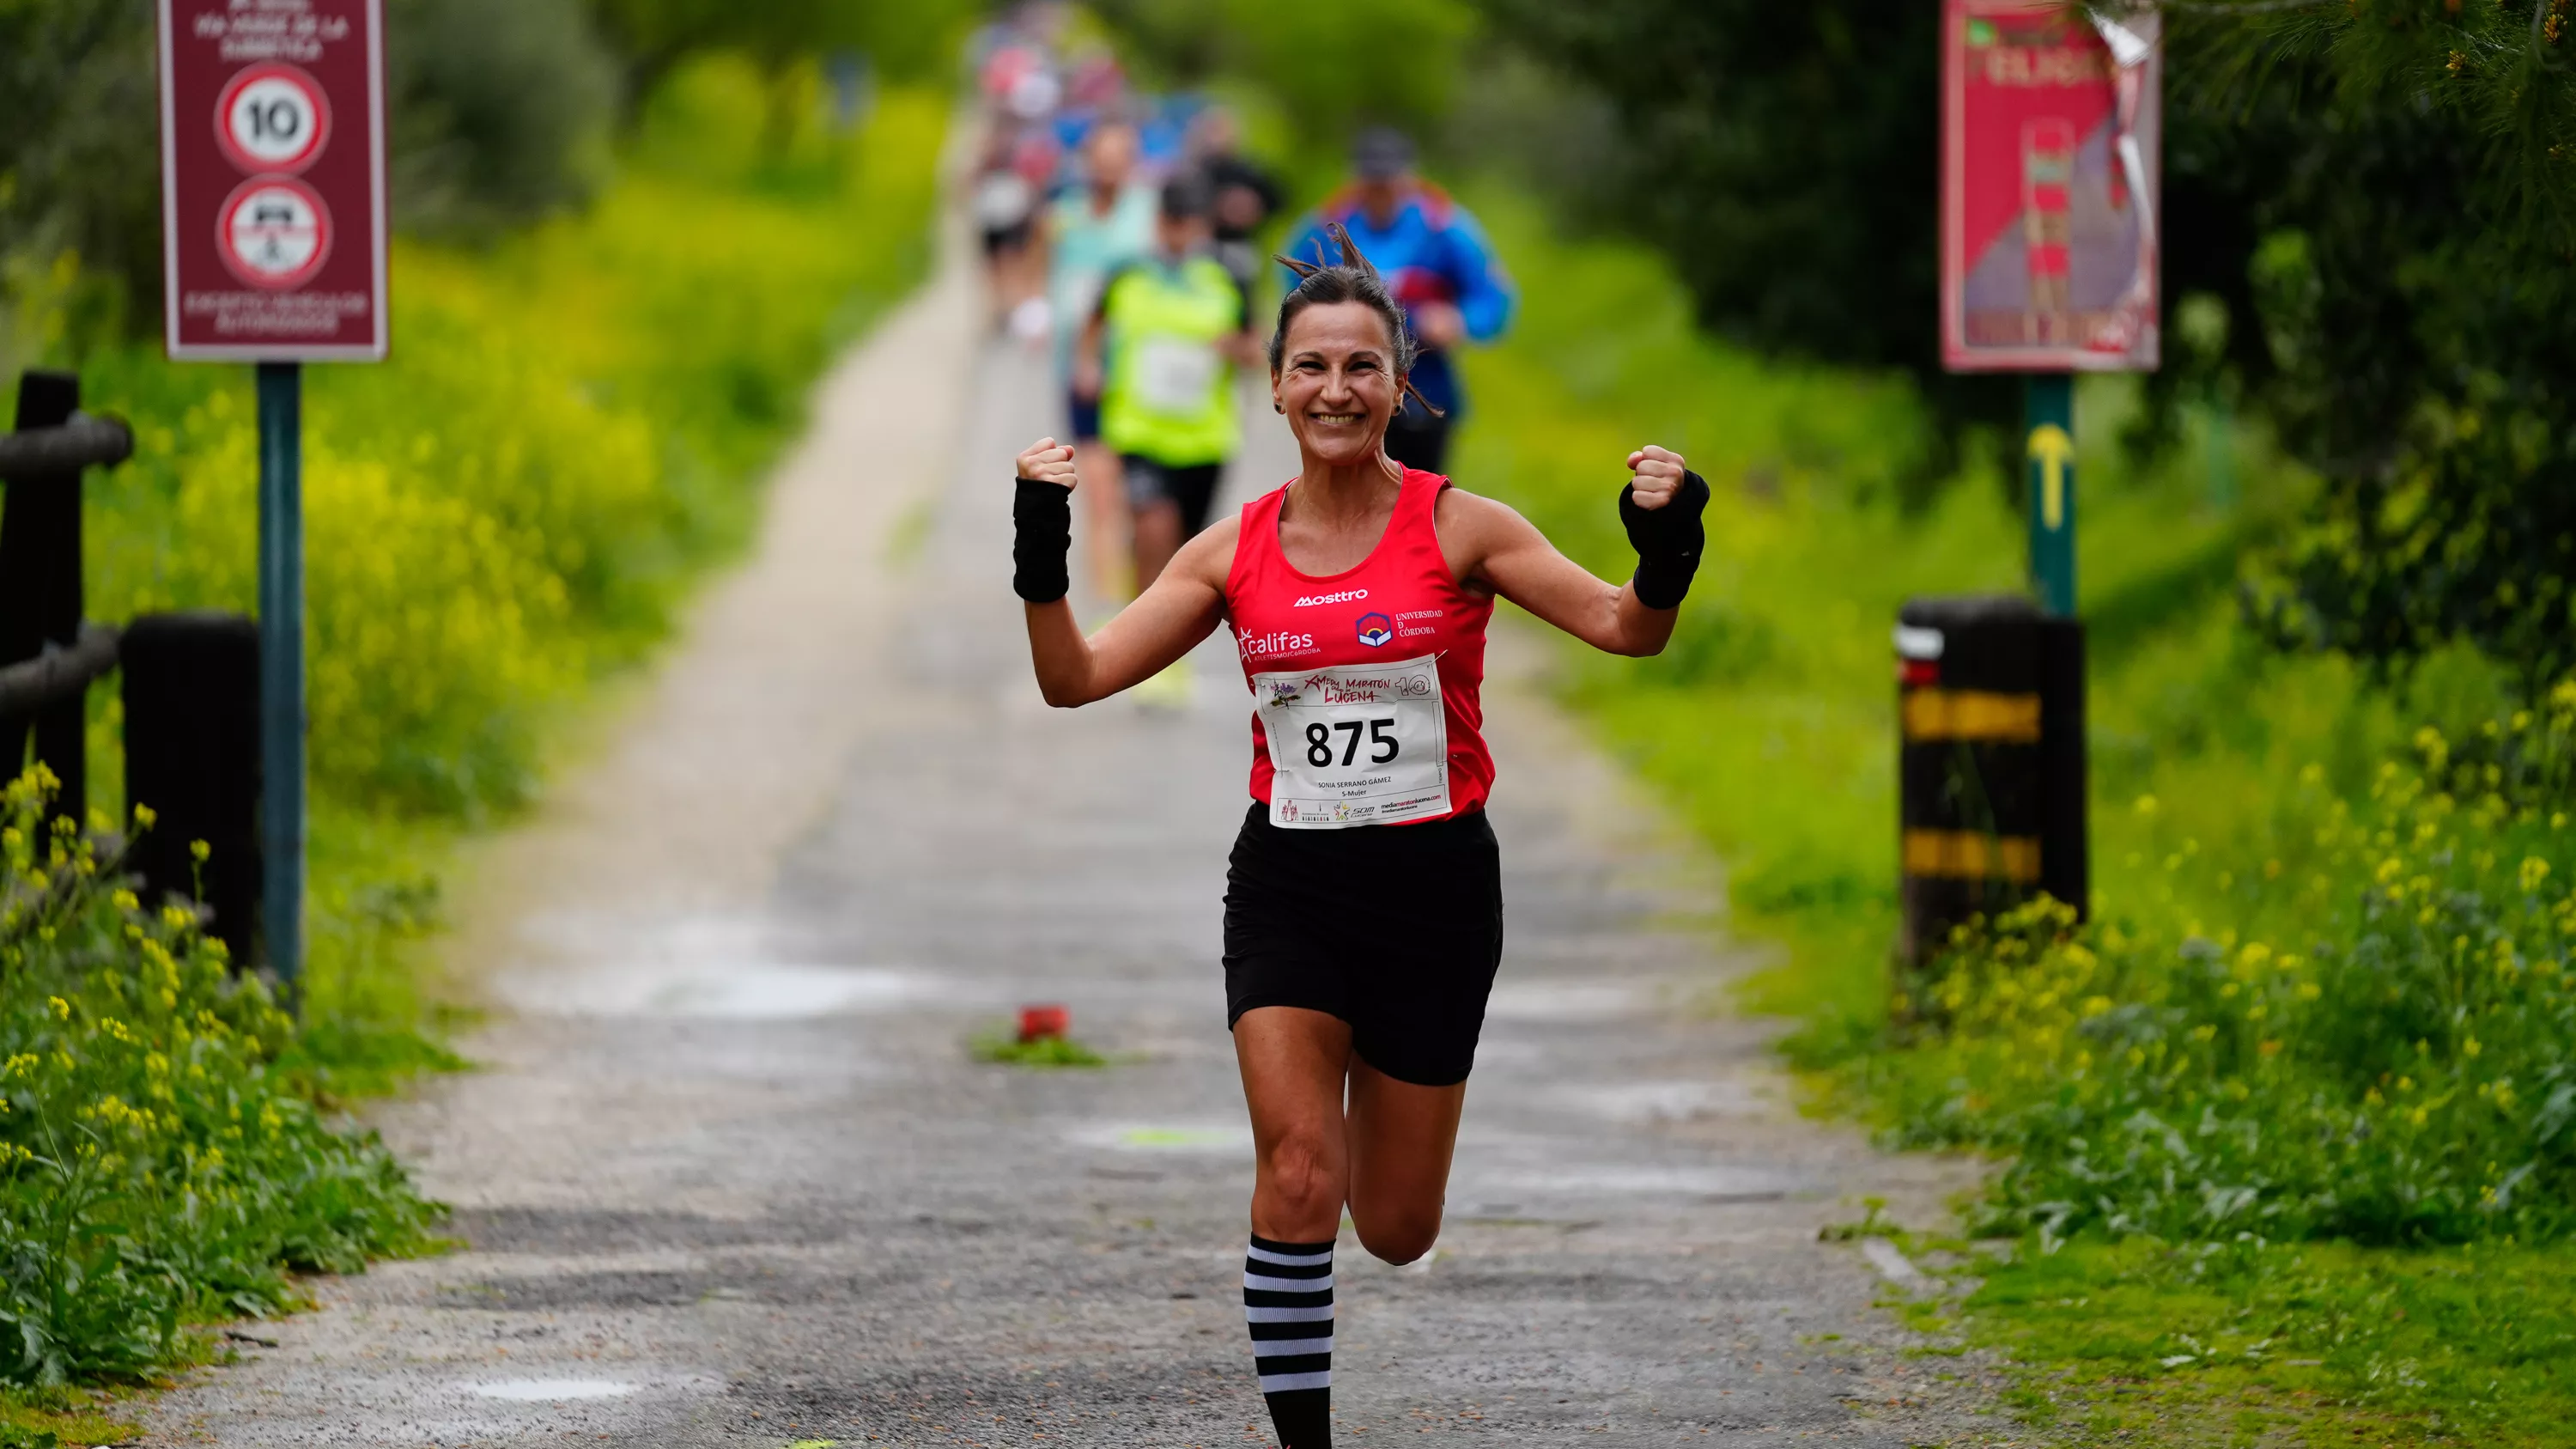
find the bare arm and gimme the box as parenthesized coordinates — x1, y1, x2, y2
(1449, 444, 1697, 658)
(1017, 438, 1231, 705)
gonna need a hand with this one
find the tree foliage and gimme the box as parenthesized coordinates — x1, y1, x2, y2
(1091, 0, 1479, 150)
(1472, 0, 2019, 452)
(586, 0, 975, 116)
(386, 0, 618, 239)
(1480, 0, 2576, 688)
(2189, 2, 2576, 692)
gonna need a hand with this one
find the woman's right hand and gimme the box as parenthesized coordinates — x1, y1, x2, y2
(1018, 437, 1078, 489)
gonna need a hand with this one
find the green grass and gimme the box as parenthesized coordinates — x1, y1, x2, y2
(971, 1033, 1112, 1069)
(1450, 182, 2576, 1442)
(0, 770, 441, 1386)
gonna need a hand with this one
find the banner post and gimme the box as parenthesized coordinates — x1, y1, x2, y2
(1921, 2, 2160, 933)
(2024, 372, 2075, 618)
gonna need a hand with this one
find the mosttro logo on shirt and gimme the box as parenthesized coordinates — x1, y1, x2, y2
(1355, 612, 1394, 648)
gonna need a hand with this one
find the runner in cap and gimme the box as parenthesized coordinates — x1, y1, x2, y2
(1007, 227, 1710, 1448)
(1279, 129, 1514, 477)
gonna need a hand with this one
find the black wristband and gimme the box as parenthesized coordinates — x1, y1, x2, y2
(1012, 477, 1073, 604)
(1619, 468, 1710, 611)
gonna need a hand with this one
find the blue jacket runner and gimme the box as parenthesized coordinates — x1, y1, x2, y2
(1279, 184, 1516, 422)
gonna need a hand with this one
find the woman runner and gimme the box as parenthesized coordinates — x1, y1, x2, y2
(1009, 227, 1709, 1448)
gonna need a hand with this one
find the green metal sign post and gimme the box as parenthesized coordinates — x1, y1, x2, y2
(255, 362, 305, 1002)
(2024, 373, 2075, 618)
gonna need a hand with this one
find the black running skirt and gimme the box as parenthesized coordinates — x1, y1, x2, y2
(1222, 802, 1504, 1087)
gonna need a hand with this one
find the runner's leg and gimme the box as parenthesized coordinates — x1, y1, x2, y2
(1234, 1006, 1352, 1239)
(1068, 392, 1128, 599)
(1235, 1006, 1349, 1449)
(1344, 1058, 1467, 1265)
(1133, 501, 1182, 588)
(1125, 455, 1185, 588)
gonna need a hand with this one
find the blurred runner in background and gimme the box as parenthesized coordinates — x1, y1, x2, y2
(973, 79, 1061, 332)
(1042, 117, 1159, 598)
(1078, 175, 1255, 704)
(1081, 176, 1255, 590)
(1188, 106, 1285, 302)
(1281, 129, 1514, 476)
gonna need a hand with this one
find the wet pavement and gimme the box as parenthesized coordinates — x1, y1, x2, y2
(143, 222, 2008, 1447)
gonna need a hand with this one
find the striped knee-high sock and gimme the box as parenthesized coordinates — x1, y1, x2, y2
(1244, 1233, 1334, 1448)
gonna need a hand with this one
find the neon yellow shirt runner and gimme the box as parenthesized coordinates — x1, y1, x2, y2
(1098, 253, 1244, 466)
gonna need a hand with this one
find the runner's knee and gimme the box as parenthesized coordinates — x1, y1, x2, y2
(1255, 1131, 1345, 1228)
(1353, 1203, 1440, 1266)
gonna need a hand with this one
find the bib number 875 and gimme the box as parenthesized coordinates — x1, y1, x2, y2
(1307, 718, 1399, 768)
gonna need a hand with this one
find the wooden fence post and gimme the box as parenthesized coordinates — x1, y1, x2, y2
(0, 371, 88, 834)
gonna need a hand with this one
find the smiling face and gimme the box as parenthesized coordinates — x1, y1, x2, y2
(1271, 300, 1403, 469)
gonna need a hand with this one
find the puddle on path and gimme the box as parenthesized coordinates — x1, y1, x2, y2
(495, 909, 1002, 1020)
(470, 1379, 637, 1401)
(1458, 1161, 1806, 1200)
(507, 960, 948, 1020)
(1484, 980, 1652, 1021)
(1567, 1080, 1759, 1123)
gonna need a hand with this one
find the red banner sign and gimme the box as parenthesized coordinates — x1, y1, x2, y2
(159, 0, 387, 362)
(1941, 1, 2159, 373)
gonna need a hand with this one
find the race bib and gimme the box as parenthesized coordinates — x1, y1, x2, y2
(1254, 655, 1450, 830)
(1134, 337, 1220, 415)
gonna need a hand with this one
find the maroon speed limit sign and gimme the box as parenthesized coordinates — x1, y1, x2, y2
(159, 0, 386, 361)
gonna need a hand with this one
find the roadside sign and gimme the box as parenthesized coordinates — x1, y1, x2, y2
(159, 0, 386, 361)
(219, 178, 333, 289)
(1941, 1, 2160, 373)
(216, 64, 332, 175)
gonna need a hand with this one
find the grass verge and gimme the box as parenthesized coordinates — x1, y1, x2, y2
(1453, 183, 2576, 1445)
(2, 59, 947, 1393)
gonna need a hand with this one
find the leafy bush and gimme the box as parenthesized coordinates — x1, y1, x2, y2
(0, 769, 438, 1384)
(1889, 689, 2576, 1248)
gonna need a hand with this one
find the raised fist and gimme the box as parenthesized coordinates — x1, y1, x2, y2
(1625, 444, 1688, 510)
(1018, 437, 1078, 490)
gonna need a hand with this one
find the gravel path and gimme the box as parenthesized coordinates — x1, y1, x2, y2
(143, 215, 2011, 1448)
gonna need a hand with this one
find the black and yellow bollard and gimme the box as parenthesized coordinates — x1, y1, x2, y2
(1894, 596, 2087, 983)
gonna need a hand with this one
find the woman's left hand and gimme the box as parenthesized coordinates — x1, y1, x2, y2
(1625, 445, 1689, 509)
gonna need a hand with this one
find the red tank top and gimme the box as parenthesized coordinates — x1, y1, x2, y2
(1225, 467, 1496, 822)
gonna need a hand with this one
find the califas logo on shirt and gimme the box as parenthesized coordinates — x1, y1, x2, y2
(1239, 629, 1317, 661)
(1291, 588, 1369, 607)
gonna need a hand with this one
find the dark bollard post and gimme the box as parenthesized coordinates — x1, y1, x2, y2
(122, 613, 264, 965)
(1893, 594, 2092, 1021)
(2037, 617, 2088, 926)
(0, 371, 88, 833)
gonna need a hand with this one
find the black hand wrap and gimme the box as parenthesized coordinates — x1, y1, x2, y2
(1012, 477, 1073, 604)
(1619, 468, 1710, 611)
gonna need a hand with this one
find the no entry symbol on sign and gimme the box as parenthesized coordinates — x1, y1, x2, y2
(216, 64, 331, 175)
(218, 178, 332, 290)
